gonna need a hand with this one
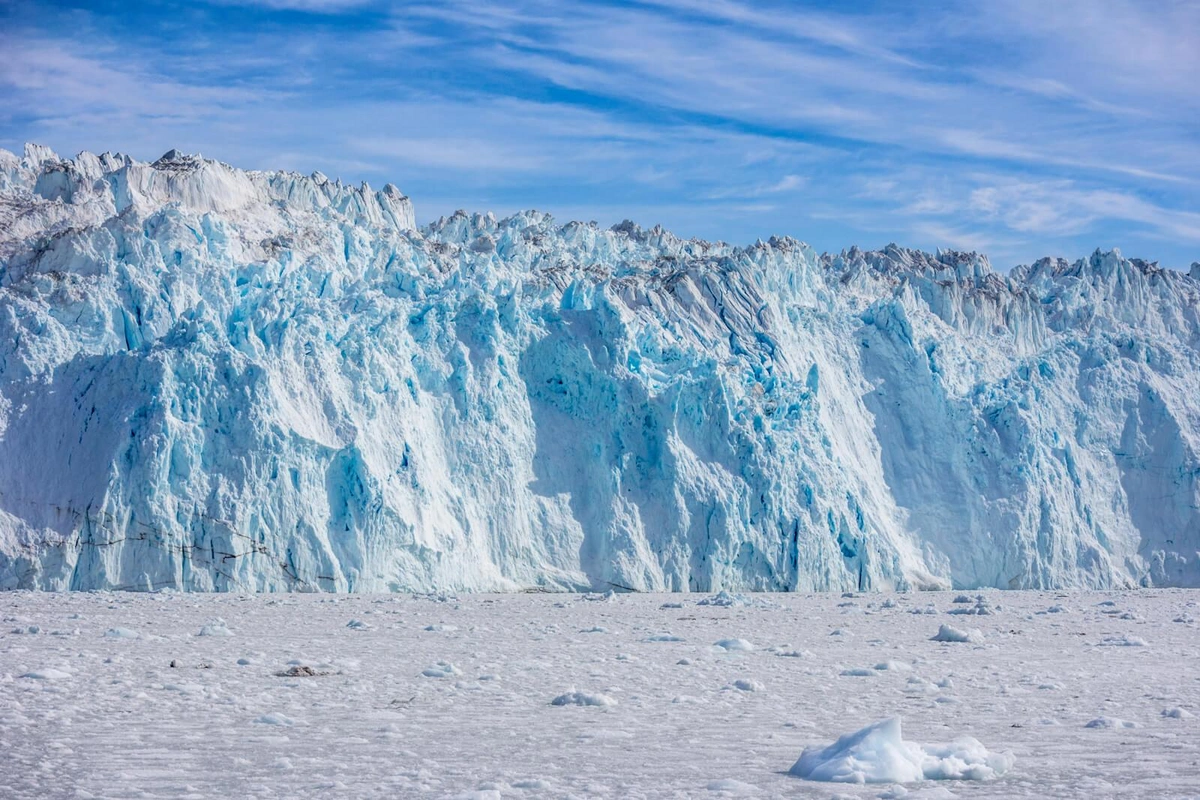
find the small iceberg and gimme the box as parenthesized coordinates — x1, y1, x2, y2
(789, 717, 1013, 784)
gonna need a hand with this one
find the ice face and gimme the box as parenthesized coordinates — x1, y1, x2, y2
(1, 145, 1198, 592)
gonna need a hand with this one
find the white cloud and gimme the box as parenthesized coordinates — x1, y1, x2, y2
(705, 174, 806, 200)
(955, 178, 1200, 243)
(350, 135, 548, 172)
(976, 0, 1200, 104)
(0, 38, 264, 116)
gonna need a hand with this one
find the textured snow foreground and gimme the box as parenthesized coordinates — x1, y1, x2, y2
(3, 145, 1200, 593)
(4, 590, 1200, 799)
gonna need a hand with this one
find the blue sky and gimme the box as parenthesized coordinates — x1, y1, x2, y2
(1, 0, 1198, 269)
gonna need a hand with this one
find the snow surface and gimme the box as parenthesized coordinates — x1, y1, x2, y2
(2, 144, 1200, 592)
(2, 588, 1199, 798)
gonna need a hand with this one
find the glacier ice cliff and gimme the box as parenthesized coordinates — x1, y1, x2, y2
(1, 144, 1198, 592)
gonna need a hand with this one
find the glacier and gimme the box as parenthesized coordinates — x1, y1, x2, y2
(0, 143, 1198, 593)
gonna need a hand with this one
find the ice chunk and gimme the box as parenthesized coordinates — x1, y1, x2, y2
(421, 661, 462, 678)
(789, 717, 1013, 784)
(931, 624, 983, 643)
(1084, 717, 1139, 729)
(254, 713, 304, 726)
(198, 618, 233, 636)
(550, 690, 616, 707)
(713, 638, 755, 651)
(1097, 635, 1147, 647)
(19, 668, 71, 681)
(705, 779, 759, 794)
(104, 628, 141, 639)
(698, 591, 747, 607)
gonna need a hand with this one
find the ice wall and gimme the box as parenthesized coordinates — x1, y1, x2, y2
(1, 144, 1197, 592)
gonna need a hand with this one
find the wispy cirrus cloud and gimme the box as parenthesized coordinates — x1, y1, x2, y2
(969, 182, 1200, 244)
(0, 0, 1196, 268)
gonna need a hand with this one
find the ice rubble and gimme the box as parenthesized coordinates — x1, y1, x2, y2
(789, 717, 1013, 783)
(1, 144, 1199, 593)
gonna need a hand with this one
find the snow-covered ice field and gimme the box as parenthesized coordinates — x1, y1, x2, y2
(2, 589, 1198, 799)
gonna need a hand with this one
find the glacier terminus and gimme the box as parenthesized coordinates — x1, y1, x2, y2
(1, 144, 1198, 593)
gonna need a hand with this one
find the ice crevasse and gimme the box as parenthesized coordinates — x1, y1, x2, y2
(1, 144, 1198, 592)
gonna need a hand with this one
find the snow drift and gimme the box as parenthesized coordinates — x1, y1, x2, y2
(1, 144, 1199, 592)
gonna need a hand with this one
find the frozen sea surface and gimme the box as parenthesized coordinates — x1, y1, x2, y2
(2, 589, 1198, 799)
